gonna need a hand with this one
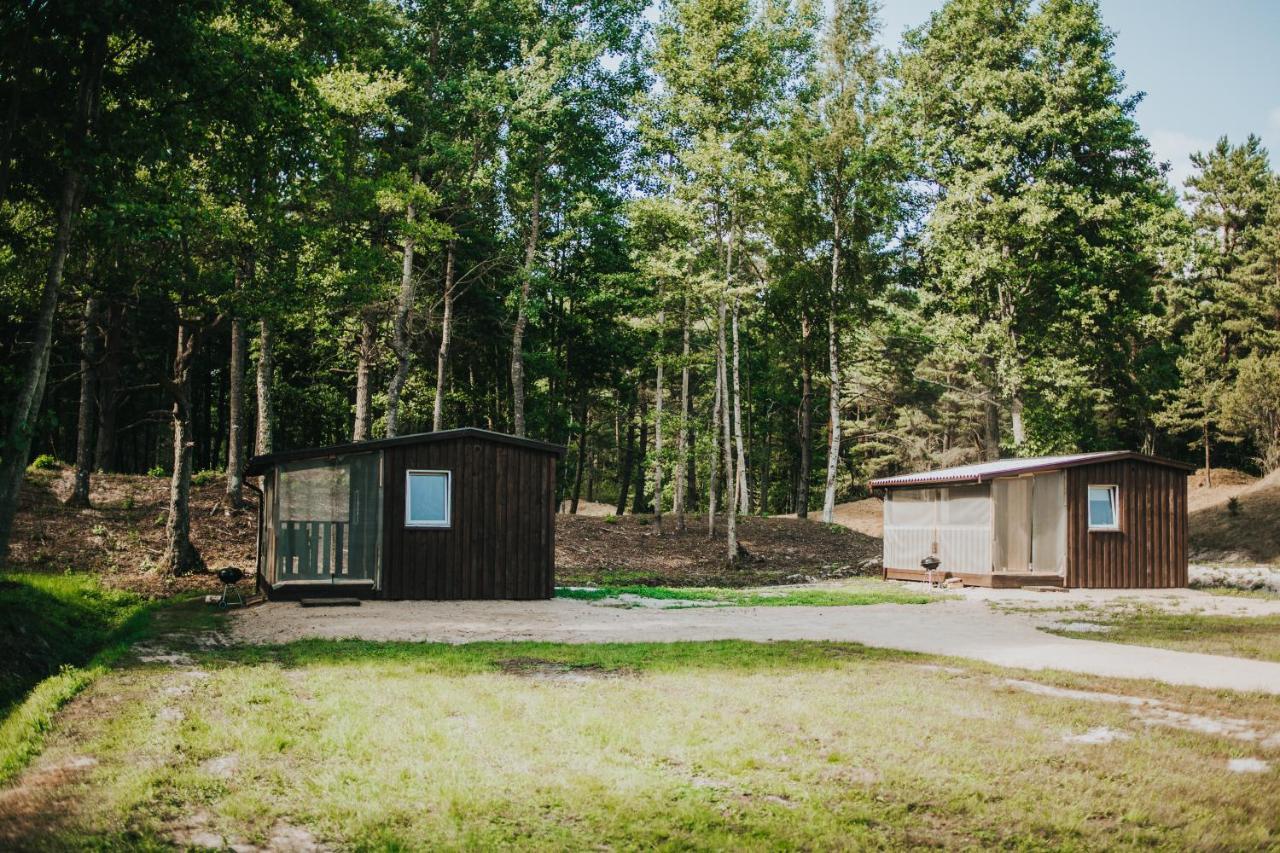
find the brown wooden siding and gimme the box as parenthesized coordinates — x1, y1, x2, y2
(1064, 460, 1186, 588)
(381, 436, 557, 600)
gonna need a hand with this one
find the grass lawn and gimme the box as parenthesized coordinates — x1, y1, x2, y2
(5, 631, 1280, 849)
(1046, 604, 1280, 663)
(555, 577, 937, 607)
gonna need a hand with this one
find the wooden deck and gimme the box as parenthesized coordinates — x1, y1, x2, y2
(883, 567, 1064, 589)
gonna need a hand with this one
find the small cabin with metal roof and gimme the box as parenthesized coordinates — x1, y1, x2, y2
(868, 451, 1194, 588)
(245, 428, 564, 600)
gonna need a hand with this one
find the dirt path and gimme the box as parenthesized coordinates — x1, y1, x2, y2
(229, 595, 1280, 695)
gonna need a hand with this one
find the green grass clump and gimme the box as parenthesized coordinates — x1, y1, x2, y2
(1046, 605, 1280, 662)
(190, 468, 222, 486)
(555, 580, 936, 607)
(26, 453, 60, 472)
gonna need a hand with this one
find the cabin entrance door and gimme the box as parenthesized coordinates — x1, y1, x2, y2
(993, 477, 1032, 572)
(272, 453, 383, 588)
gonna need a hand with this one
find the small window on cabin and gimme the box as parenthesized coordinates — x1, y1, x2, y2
(405, 470, 451, 528)
(1087, 485, 1119, 530)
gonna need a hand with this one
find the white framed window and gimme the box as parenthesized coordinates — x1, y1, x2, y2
(405, 470, 451, 528)
(1087, 485, 1119, 530)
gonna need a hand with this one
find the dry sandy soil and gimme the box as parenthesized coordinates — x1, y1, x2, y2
(557, 513, 882, 587)
(1188, 468, 1280, 565)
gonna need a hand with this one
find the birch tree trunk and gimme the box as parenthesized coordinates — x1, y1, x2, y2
(653, 297, 665, 533)
(673, 293, 690, 532)
(511, 167, 542, 437)
(707, 350, 721, 538)
(255, 319, 274, 455)
(717, 296, 737, 561)
(385, 179, 418, 438)
(822, 216, 841, 524)
(0, 28, 106, 563)
(797, 312, 812, 517)
(432, 239, 457, 431)
(162, 323, 206, 576)
(225, 316, 247, 509)
(68, 295, 101, 508)
(353, 312, 376, 441)
(731, 296, 748, 515)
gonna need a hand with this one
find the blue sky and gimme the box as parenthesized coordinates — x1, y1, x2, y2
(876, 0, 1280, 190)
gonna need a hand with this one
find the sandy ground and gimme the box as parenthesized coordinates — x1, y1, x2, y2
(781, 498, 884, 538)
(228, 585, 1280, 695)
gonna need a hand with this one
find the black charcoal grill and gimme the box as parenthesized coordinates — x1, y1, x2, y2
(216, 566, 246, 608)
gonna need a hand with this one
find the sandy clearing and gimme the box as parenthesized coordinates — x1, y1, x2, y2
(228, 593, 1280, 695)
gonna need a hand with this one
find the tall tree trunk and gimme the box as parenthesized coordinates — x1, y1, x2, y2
(385, 178, 418, 438)
(707, 354, 721, 538)
(94, 301, 124, 471)
(1010, 395, 1026, 449)
(632, 392, 649, 515)
(353, 312, 376, 441)
(674, 292, 690, 532)
(717, 296, 737, 562)
(1203, 422, 1212, 488)
(731, 297, 748, 515)
(570, 399, 589, 513)
(225, 316, 247, 509)
(654, 300, 665, 533)
(433, 239, 457, 431)
(163, 323, 207, 576)
(615, 403, 636, 515)
(68, 295, 101, 508)
(255, 319, 274, 455)
(822, 217, 841, 524)
(982, 363, 1001, 461)
(511, 167, 542, 437)
(0, 28, 106, 562)
(797, 313, 813, 518)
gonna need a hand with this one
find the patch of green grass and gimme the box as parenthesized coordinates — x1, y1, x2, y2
(1203, 586, 1280, 600)
(0, 573, 169, 783)
(1046, 605, 1280, 662)
(23, 640, 1280, 849)
(556, 579, 937, 607)
(0, 573, 151, 710)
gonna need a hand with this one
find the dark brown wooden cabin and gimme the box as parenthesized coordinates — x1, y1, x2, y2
(869, 451, 1193, 589)
(245, 428, 564, 600)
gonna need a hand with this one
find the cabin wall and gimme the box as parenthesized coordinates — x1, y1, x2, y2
(381, 436, 556, 599)
(1064, 460, 1187, 588)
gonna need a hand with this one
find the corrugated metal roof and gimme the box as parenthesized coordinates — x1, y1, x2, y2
(868, 450, 1194, 490)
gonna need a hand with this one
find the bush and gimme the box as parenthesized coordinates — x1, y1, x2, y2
(26, 454, 60, 472)
(191, 469, 222, 487)
(147, 465, 167, 478)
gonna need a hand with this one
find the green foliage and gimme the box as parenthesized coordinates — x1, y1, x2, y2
(190, 469, 221, 487)
(26, 454, 59, 472)
(146, 465, 166, 479)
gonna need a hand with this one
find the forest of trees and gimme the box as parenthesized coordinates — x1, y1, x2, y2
(2, 0, 1278, 571)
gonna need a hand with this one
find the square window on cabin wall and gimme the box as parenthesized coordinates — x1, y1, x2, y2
(405, 470, 451, 528)
(1087, 485, 1119, 530)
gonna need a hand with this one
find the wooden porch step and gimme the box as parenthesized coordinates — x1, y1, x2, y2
(299, 597, 363, 607)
